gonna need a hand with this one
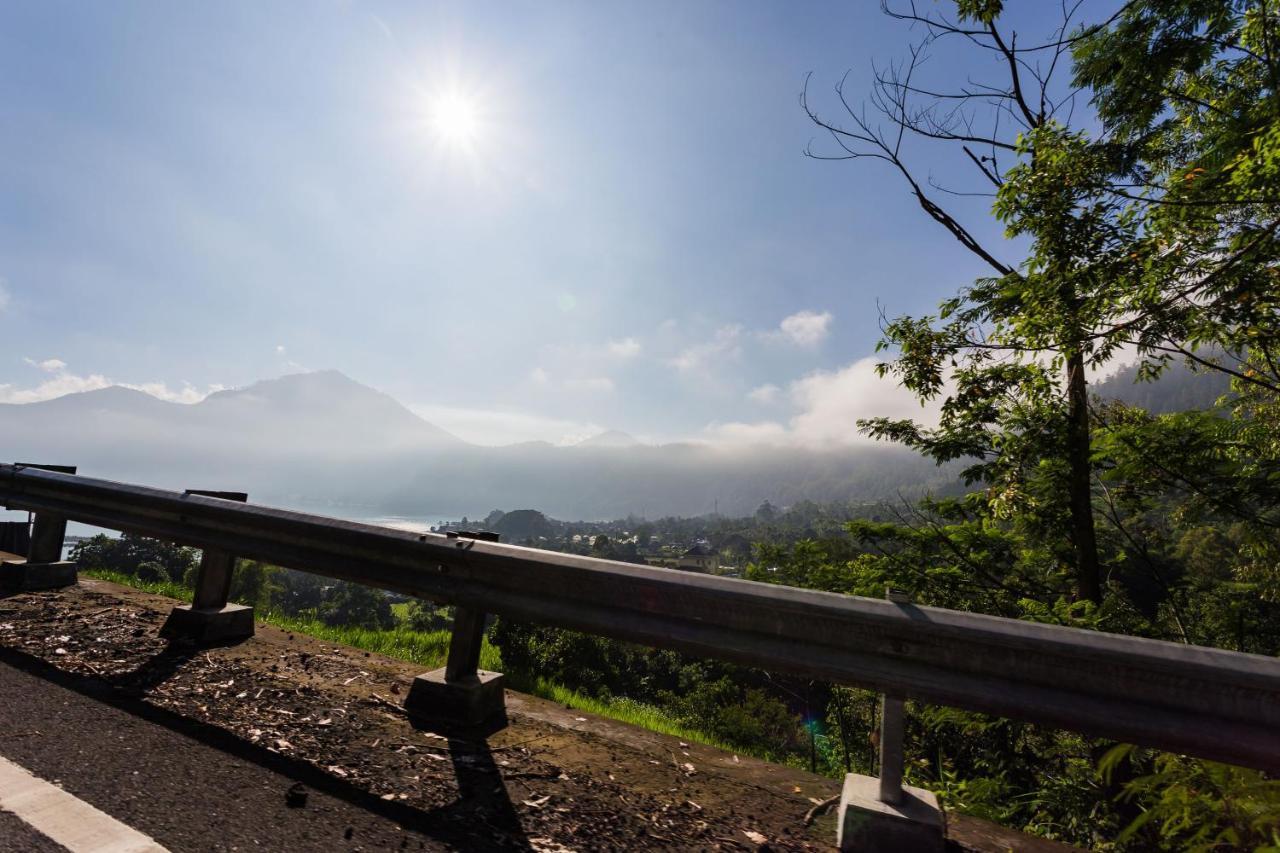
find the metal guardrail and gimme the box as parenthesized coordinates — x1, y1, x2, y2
(3, 462, 1280, 772)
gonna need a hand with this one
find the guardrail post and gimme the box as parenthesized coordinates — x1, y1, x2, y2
(0, 464, 78, 592)
(835, 589, 945, 851)
(405, 531, 506, 729)
(159, 490, 255, 644)
(878, 693, 906, 805)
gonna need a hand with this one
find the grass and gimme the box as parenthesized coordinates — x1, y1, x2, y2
(82, 568, 741, 756)
(84, 568, 194, 602)
(510, 675, 740, 753)
(83, 568, 502, 670)
(262, 611, 504, 673)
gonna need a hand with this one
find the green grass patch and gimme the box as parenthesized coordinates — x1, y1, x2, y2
(261, 611, 504, 673)
(509, 674, 740, 754)
(83, 568, 193, 603)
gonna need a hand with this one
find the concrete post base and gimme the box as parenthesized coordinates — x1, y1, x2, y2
(160, 604, 255, 644)
(837, 773, 945, 852)
(404, 668, 506, 728)
(0, 561, 77, 592)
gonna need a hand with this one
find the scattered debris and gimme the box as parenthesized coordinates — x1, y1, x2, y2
(0, 583, 835, 851)
(803, 794, 841, 826)
(285, 782, 308, 808)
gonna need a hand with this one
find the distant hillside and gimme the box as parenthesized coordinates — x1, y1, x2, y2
(0, 370, 956, 519)
(1093, 359, 1231, 413)
(577, 430, 642, 448)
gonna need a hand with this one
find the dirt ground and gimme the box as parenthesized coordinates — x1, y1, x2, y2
(0, 578, 1077, 852)
(0, 578, 844, 850)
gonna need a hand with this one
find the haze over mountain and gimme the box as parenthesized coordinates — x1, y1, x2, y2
(1, 371, 951, 519)
(1092, 359, 1232, 414)
(576, 430, 642, 448)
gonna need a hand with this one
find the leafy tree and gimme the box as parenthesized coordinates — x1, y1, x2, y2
(229, 560, 280, 611)
(801, 1, 1156, 602)
(71, 533, 198, 583)
(754, 500, 778, 522)
(318, 581, 394, 630)
(400, 598, 451, 632)
(786, 2, 1280, 846)
(272, 568, 328, 615)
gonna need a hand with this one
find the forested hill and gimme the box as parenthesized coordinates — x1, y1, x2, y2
(1092, 360, 1231, 413)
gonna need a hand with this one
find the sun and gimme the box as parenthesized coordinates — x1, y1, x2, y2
(429, 91, 481, 149)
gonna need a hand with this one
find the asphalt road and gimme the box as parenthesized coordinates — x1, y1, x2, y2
(0, 802, 67, 853)
(0, 655, 447, 852)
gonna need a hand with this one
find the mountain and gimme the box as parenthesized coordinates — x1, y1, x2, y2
(0, 371, 463, 496)
(576, 430, 642, 448)
(1093, 360, 1231, 413)
(1, 371, 954, 519)
(195, 370, 463, 453)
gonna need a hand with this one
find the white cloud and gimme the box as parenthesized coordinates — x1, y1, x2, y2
(747, 383, 780, 404)
(787, 357, 935, 446)
(704, 356, 941, 449)
(408, 403, 605, 446)
(276, 344, 286, 354)
(528, 365, 614, 394)
(607, 337, 641, 358)
(0, 360, 223, 405)
(0, 372, 113, 404)
(668, 324, 742, 373)
(125, 381, 227, 404)
(564, 376, 615, 394)
(23, 357, 67, 373)
(703, 420, 790, 445)
(774, 310, 832, 348)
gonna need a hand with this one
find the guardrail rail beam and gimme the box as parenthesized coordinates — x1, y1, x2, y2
(0, 464, 78, 592)
(3, 464, 1279, 773)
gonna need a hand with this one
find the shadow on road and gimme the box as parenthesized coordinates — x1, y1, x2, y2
(0, 643, 532, 851)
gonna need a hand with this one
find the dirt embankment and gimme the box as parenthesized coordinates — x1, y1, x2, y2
(0, 578, 1078, 852)
(0, 578, 840, 851)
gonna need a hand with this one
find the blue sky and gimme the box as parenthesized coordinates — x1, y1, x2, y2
(0, 2, 1086, 445)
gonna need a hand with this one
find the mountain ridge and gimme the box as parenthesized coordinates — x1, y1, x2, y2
(0, 370, 953, 518)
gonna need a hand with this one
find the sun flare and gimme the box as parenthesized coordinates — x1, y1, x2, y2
(429, 91, 481, 149)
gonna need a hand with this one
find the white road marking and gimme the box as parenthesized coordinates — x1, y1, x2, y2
(0, 754, 170, 852)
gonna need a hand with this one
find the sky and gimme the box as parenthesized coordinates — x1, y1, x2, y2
(0, 1, 1099, 446)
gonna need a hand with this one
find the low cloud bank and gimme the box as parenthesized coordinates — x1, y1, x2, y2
(408, 403, 605, 446)
(0, 358, 223, 405)
(709, 357, 941, 449)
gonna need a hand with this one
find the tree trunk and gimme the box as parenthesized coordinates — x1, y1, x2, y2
(1066, 351, 1102, 603)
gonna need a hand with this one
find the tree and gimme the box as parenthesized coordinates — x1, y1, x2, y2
(802, 1, 1184, 602)
(1072, 0, 1280, 599)
(71, 533, 198, 583)
(790, 4, 1280, 844)
(319, 581, 394, 630)
(228, 560, 280, 611)
(273, 568, 327, 615)
(400, 598, 451, 632)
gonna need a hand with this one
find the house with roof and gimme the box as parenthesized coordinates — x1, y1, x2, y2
(645, 543, 720, 574)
